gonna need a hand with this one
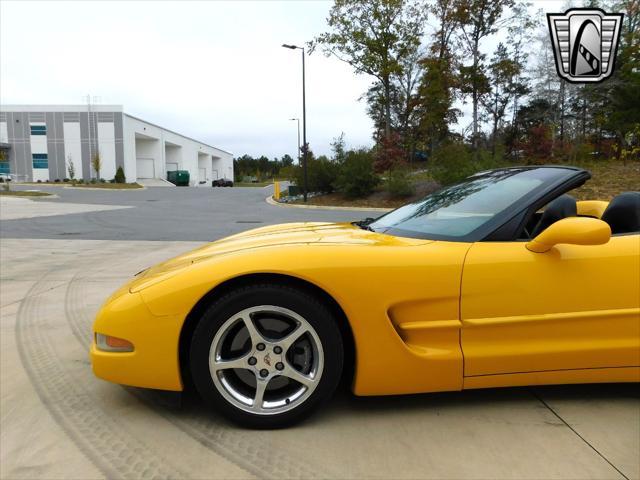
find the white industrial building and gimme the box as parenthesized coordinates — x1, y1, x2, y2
(0, 105, 233, 185)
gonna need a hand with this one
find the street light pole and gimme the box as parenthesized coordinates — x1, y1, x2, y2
(289, 118, 300, 166)
(282, 44, 308, 202)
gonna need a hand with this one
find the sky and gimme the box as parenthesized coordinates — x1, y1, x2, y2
(1, 0, 565, 159)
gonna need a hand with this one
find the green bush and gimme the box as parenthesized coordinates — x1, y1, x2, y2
(278, 165, 295, 181)
(386, 168, 415, 198)
(292, 156, 339, 193)
(430, 142, 508, 186)
(114, 166, 126, 183)
(334, 149, 379, 198)
(430, 142, 476, 185)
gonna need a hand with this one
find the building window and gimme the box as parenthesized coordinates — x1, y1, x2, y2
(0, 162, 9, 174)
(30, 125, 47, 135)
(32, 153, 48, 169)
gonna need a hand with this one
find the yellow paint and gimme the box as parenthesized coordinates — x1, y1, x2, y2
(461, 234, 640, 377)
(464, 367, 640, 389)
(577, 200, 609, 218)
(274, 181, 281, 200)
(526, 217, 610, 253)
(91, 219, 640, 396)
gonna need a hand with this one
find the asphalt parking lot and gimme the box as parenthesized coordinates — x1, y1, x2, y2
(1, 186, 638, 480)
(0, 184, 371, 241)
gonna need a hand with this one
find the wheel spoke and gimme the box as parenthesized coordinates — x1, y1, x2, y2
(211, 354, 250, 371)
(241, 316, 266, 347)
(279, 323, 311, 352)
(252, 378, 269, 411)
(280, 362, 315, 387)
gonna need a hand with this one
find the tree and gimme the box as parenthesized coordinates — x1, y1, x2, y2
(330, 132, 347, 163)
(505, 1, 534, 158)
(280, 154, 294, 168)
(292, 152, 340, 193)
(482, 43, 523, 159)
(91, 152, 102, 180)
(311, 0, 426, 138)
(522, 124, 553, 163)
(334, 149, 379, 197)
(415, 0, 462, 155)
(604, 0, 640, 153)
(455, 0, 514, 156)
(66, 155, 76, 180)
(373, 131, 407, 172)
(115, 166, 126, 183)
(416, 56, 461, 153)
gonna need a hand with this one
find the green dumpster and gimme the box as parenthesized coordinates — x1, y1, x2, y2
(287, 185, 301, 196)
(167, 170, 190, 186)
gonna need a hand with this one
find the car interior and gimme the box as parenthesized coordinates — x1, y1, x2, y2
(521, 191, 640, 240)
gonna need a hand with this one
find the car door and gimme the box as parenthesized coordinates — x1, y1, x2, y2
(459, 234, 640, 380)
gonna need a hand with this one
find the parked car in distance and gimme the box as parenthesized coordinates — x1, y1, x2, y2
(212, 178, 233, 187)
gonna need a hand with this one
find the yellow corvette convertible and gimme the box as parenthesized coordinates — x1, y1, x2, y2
(91, 166, 640, 428)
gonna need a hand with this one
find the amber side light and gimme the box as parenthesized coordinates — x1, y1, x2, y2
(96, 333, 134, 352)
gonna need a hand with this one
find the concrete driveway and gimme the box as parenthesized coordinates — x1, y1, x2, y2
(1, 188, 638, 479)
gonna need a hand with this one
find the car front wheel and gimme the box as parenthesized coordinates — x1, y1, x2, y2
(189, 284, 344, 428)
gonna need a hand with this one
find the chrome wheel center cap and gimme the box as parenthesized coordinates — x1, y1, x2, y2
(263, 352, 272, 367)
(252, 347, 283, 373)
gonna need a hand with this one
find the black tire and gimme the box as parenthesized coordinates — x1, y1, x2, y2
(189, 284, 344, 428)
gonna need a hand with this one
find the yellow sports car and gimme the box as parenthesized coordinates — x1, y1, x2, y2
(91, 166, 640, 428)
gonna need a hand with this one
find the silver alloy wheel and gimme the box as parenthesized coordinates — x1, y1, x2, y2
(208, 305, 324, 415)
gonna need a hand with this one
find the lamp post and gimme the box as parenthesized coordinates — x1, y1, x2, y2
(289, 118, 300, 166)
(282, 43, 308, 202)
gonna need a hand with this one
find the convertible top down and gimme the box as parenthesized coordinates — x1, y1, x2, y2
(91, 166, 640, 427)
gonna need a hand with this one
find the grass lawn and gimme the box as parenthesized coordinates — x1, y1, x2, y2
(68, 182, 143, 189)
(292, 192, 411, 209)
(18, 182, 67, 187)
(288, 160, 639, 209)
(571, 160, 640, 200)
(234, 182, 273, 188)
(0, 190, 52, 197)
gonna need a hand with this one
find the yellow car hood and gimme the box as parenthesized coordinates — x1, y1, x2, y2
(129, 222, 429, 292)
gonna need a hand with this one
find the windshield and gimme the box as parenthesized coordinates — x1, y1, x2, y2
(370, 168, 564, 240)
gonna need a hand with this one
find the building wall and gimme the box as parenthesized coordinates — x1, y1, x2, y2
(98, 121, 117, 180)
(0, 106, 232, 184)
(0, 107, 126, 182)
(63, 121, 83, 180)
(30, 121, 49, 182)
(0, 121, 8, 143)
(165, 144, 181, 172)
(123, 114, 233, 185)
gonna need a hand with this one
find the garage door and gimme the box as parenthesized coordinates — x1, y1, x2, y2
(136, 158, 155, 179)
(199, 168, 206, 182)
(166, 162, 178, 172)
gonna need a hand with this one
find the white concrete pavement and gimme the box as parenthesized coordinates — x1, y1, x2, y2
(0, 196, 132, 221)
(1, 237, 638, 480)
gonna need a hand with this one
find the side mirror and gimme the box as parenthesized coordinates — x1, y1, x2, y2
(526, 217, 611, 253)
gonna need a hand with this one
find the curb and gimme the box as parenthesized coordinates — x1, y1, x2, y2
(0, 193, 59, 200)
(265, 195, 392, 212)
(64, 185, 147, 191)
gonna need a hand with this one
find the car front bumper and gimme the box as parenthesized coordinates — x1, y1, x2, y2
(90, 284, 185, 391)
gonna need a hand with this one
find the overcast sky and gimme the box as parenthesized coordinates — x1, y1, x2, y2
(1, 0, 565, 159)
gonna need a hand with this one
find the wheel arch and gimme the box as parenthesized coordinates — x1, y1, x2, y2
(178, 273, 356, 392)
